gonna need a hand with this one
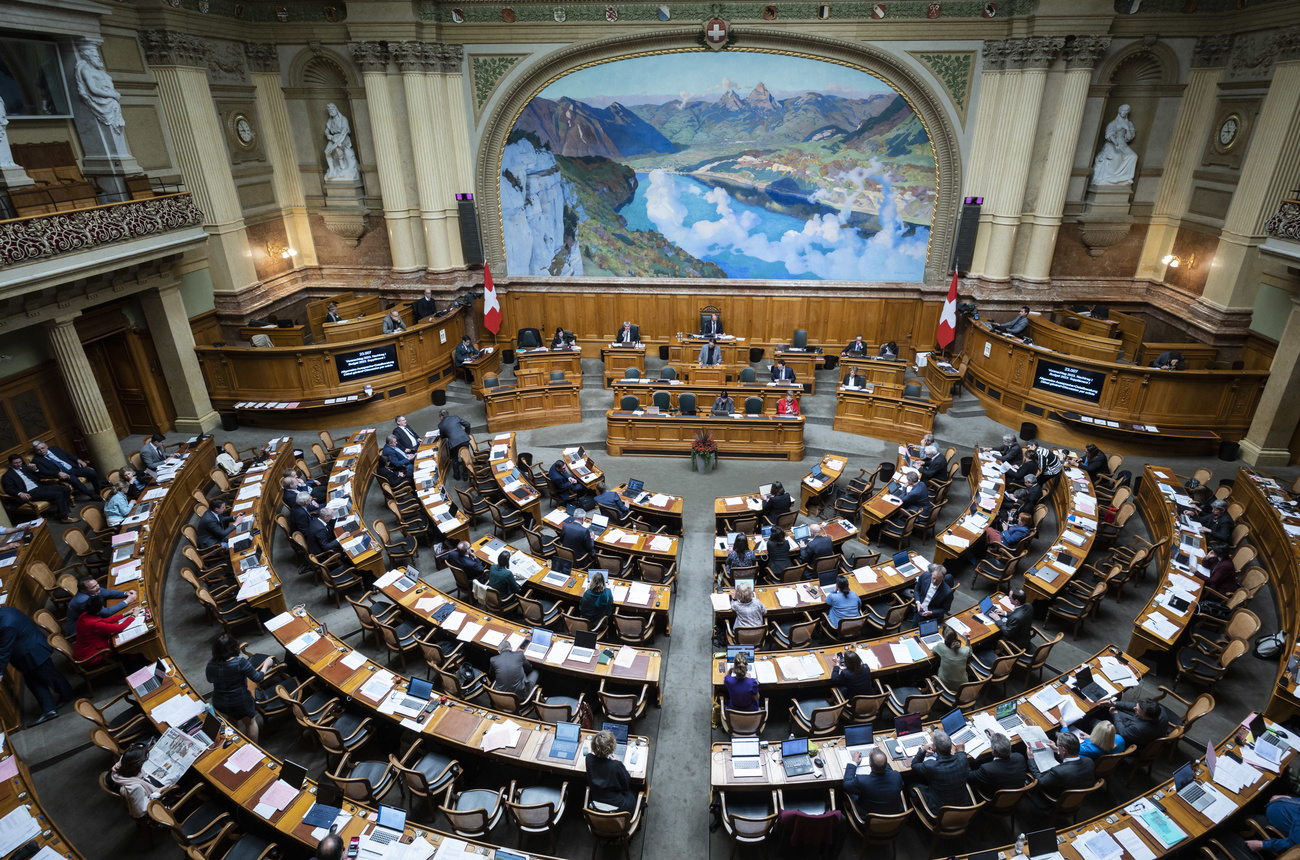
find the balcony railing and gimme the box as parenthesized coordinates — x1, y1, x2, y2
(0, 192, 204, 268)
(1265, 193, 1300, 243)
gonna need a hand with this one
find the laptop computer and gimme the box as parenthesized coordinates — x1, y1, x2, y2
(918, 618, 943, 648)
(570, 630, 598, 662)
(135, 662, 168, 695)
(887, 713, 926, 760)
(759, 484, 773, 497)
(977, 595, 995, 618)
(280, 760, 308, 790)
(1173, 762, 1215, 812)
(369, 805, 407, 845)
(940, 708, 978, 746)
(845, 725, 875, 757)
(818, 569, 839, 589)
(587, 514, 610, 535)
(602, 722, 630, 760)
(393, 677, 435, 718)
(1026, 829, 1057, 858)
(1073, 666, 1107, 702)
(726, 646, 755, 667)
(893, 551, 919, 577)
(781, 737, 814, 776)
(525, 628, 553, 660)
(731, 738, 762, 775)
(792, 525, 811, 543)
(624, 479, 644, 497)
(302, 783, 343, 828)
(996, 700, 1025, 730)
(811, 465, 827, 481)
(549, 722, 582, 760)
(726, 532, 741, 548)
(761, 525, 773, 540)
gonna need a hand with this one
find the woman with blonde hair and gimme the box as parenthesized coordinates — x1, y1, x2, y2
(586, 729, 637, 812)
(730, 582, 767, 628)
(1079, 719, 1123, 759)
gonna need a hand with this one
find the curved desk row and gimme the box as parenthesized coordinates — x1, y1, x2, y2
(610, 379, 802, 416)
(832, 386, 937, 444)
(963, 323, 1267, 454)
(224, 442, 291, 616)
(1020, 465, 1098, 606)
(1129, 465, 1208, 660)
(195, 308, 467, 430)
(932, 450, 1008, 566)
(605, 411, 805, 461)
(483, 381, 581, 433)
(709, 515, 858, 573)
(541, 508, 680, 570)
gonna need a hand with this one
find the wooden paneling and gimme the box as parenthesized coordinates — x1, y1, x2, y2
(483, 383, 582, 431)
(1110, 310, 1146, 362)
(1135, 342, 1219, 368)
(1026, 318, 1124, 362)
(189, 309, 222, 346)
(606, 411, 804, 460)
(0, 363, 79, 462)
(832, 389, 937, 443)
(1242, 332, 1277, 372)
(500, 289, 943, 361)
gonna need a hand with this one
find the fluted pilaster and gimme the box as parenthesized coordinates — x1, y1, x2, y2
(250, 63, 317, 267)
(981, 65, 1051, 280)
(44, 315, 124, 471)
(138, 284, 220, 434)
(395, 41, 452, 270)
(1242, 294, 1300, 467)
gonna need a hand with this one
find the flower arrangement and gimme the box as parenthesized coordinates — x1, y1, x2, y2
(691, 429, 717, 471)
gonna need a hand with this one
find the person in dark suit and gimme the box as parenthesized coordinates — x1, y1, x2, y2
(878, 341, 899, 359)
(288, 491, 314, 538)
(841, 335, 869, 358)
(1008, 452, 1040, 489)
(324, 302, 342, 323)
(392, 415, 421, 453)
(447, 540, 486, 580)
(197, 498, 242, 550)
(1106, 699, 1172, 750)
(548, 460, 582, 506)
(986, 433, 1023, 466)
(1150, 350, 1185, 370)
(771, 359, 796, 383)
(760, 482, 791, 523)
(413, 288, 438, 322)
(306, 509, 345, 559)
(968, 731, 1028, 799)
(989, 588, 1035, 650)
(910, 730, 972, 809)
(799, 524, 833, 562)
(701, 313, 723, 337)
(382, 436, 415, 479)
(842, 366, 866, 388)
(453, 336, 480, 367)
(698, 338, 723, 366)
(560, 514, 596, 571)
(1006, 475, 1042, 519)
(489, 642, 538, 697)
(919, 445, 947, 485)
(31, 441, 104, 498)
(594, 489, 631, 523)
(3, 454, 75, 522)
(616, 321, 640, 344)
(913, 564, 953, 621)
(1081, 444, 1109, 480)
(586, 730, 637, 812)
(843, 748, 904, 816)
(992, 306, 1030, 337)
(899, 473, 933, 517)
(140, 433, 174, 476)
(0, 606, 76, 724)
(831, 649, 875, 699)
(765, 527, 793, 580)
(1027, 732, 1095, 812)
(437, 410, 473, 479)
(1196, 500, 1234, 544)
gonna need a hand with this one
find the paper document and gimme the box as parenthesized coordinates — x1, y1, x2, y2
(1115, 828, 1157, 860)
(753, 660, 778, 685)
(456, 622, 483, 643)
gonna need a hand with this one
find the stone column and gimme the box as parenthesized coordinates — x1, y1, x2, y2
(141, 30, 258, 296)
(246, 43, 317, 268)
(427, 47, 464, 268)
(1199, 54, 1300, 316)
(1137, 37, 1233, 281)
(138, 283, 221, 434)
(60, 37, 142, 199)
(963, 40, 1012, 276)
(392, 41, 452, 271)
(349, 42, 421, 273)
(1019, 36, 1111, 281)
(979, 37, 1064, 282)
(1241, 292, 1300, 466)
(43, 315, 124, 473)
(439, 45, 473, 266)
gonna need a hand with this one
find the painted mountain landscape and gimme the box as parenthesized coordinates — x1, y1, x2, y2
(498, 51, 936, 281)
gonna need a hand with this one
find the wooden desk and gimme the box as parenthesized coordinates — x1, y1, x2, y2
(832, 387, 937, 443)
(239, 324, 306, 347)
(772, 349, 819, 394)
(836, 355, 909, 387)
(1054, 308, 1120, 340)
(322, 306, 415, 343)
(487, 432, 543, 527)
(710, 516, 858, 570)
(0, 732, 88, 858)
(602, 344, 645, 388)
(712, 547, 910, 622)
(800, 453, 847, 515)
(482, 381, 581, 432)
(516, 345, 583, 387)
(674, 363, 745, 387)
(1020, 466, 1098, 606)
(610, 380, 801, 415)
(1137, 342, 1219, 369)
(858, 450, 913, 534)
(541, 508, 681, 568)
(1128, 465, 1206, 660)
(610, 482, 683, 533)
(463, 347, 504, 400)
(1027, 317, 1124, 362)
(668, 335, 748, 366)
(326, 430, 385, 579)
(964, 323, 1268, 454)
(921, 356, 962, 413)
(224, 441, 290, 617)
(605, 411, 805, 461)
(409, 432, 472, 547)
(932, 451, 1008, 566)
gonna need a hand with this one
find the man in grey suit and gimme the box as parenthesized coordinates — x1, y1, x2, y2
(698, 338, 723, 366)
(140, 433, 174, 475)
(382, 309, 406, 333)
(910, 730, 972, 809)
(1027, 732, 1095, 812)
(992, 306, 1031, 337)
(490, 642, 539, 697)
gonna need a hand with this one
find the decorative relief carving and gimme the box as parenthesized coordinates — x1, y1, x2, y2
(1062, 35, 1111, 70)
(206, 42, 247, 82)
(1114, 377, 1134, 410)
(1265, 199, 1300, 242)
(1229, 34, 1276, 80)
(421, 0, 1036, 23)
(243, 42, 280, 74)
(1191, 34, 1233, 69)
(1011, 352, 1028, 384)
(140, 30, 208, 68)
(391, 41, 437, 73)
(1012, 36, 1065, 69)
(0, 193, 204, 268)
(982, 38, 1014, 71)
(442, 44, 465, 73)
(908, 51, 974, 125)
(470, 54, 526, 121)
(348, 41, 388, 73)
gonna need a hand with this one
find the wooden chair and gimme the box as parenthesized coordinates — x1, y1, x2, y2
(346, 591, 401, 648)
(639, 559, 677, 591)
(327, 752, 399, 805)
(977, 778, 1036, 830)
(582, 785, 646, 859)
(48, 631, 120, 696)
(1048, 778, 1105, 825)
(910, 784, 983, 854)
(597, 679, 649, 726)
(768, 612, 818, 649)
(836, 688, 889, 725)
(1044, 581, 1107, 638)
(843, 796, 911, 860)
(1153, 685, 1215, 756)
(1014, 628, 1063, 683)
(73, 691, 150, 744)
(612, 610, 656, 646)
(969, 642, 1024, 699)
(719, 791, 780, 859)
(372, 520, 418, 568)
(788, 697, 846, 737)
(1173, 637, 1247, 694)
(376, 616, 427, 671)
(485, 498, 526, 538)
(718, 699, 769, 737)
(504, 778, 569, 853)
(486, 684, 541, 718)
(882, 679, 941, 721)
(438, 784, 506, 840)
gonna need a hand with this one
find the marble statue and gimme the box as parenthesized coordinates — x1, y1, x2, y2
(0, 97, 17, 168)
(1092, 104, 1138, 186)
(323, 103, 359, 182)
(74, 41, 125, 136)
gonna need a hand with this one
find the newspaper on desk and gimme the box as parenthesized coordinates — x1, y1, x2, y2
(143, 726, 208, 787)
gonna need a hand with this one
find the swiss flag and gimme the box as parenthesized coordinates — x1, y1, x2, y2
(482, 264, 501, 335)
(936, 270, 958, 348)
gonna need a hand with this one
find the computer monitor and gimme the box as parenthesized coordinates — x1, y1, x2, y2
(844, 725, 873, 747)
(1173, 761, 1195, 791)
(940, 708, 966, 736)
(781, 737, 808, 757)
(1074, 666, 1094, 689)
(315, 783, 342, 809)
(761, 525, 773, 539)
(894, 713, 923, 736)
(574, 630, 598, 650)
(280, 760, 308, 790)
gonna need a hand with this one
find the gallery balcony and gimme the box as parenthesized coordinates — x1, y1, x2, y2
(0, 187, 207, 299)
(1263, 192, 1300, 266)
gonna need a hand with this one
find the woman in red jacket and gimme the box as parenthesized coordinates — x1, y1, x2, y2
(776, 391, 801, 416)
(75, 594, 135, 667)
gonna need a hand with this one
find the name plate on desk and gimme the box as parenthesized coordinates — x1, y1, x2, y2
(1032, 359, 1105, 404)
(335, 344, 399, 381)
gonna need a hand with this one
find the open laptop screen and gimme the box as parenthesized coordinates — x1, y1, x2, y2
(781, 738, 808, 757)
(845, 725, 873, 747)
(894, 713, 923, 736)
(940, 708, 966, 736)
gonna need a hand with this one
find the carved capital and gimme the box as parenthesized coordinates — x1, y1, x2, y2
(1062, 35, 1111, 70)
(1192, 34, 1234, 68)
(1276, 26, 1300, 64)
(982, 38, 1014, 72)
(391, 40, 436, 73)
(243, 42, 280, 73)
(348, 41, 388, 73)
(140, 29, 208, 69)
(441, 44, 464, 74)
(1008, 36, 1065, 70)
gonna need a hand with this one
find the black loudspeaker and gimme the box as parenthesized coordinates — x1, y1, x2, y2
(220, 413, 239, 432)
(432, 389, 447, 407)
(456, 194, 484, 266)
(950, 198, 983, 275)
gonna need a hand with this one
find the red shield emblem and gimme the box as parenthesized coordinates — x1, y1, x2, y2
(605, 6, 618, 21)
(705, 17, 728, 44)
(926, 3, 941, 18)
(983, 2, 997, 17)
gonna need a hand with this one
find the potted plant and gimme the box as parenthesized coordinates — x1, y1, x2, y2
(691, 429, 717, 472)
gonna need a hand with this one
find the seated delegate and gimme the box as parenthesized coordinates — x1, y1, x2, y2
(771, 359, 796, 383)
(698, 339, 724, 366)
(382, 309, 406, 333)
(711, 390, 735, 416)
(841, 335, 870, 358)
(843, 748, 904, 816)
(615, 321, 640, 344)
(776, 392, 801, 416)
(701, 313, 723, 337)
(991, 305, 1030, 336)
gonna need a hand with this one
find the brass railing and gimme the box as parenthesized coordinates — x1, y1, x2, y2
(0, 192, 204, 267)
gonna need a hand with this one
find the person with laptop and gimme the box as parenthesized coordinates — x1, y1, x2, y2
(594, 488, 631, 523)
(776, 391, 801, 416)
(910, 730, 973, 809)
(968, 731, 1028, 798)
(1105, 699, 1172, 750)
(206, 632, 274, 742)
(918, 445, 947, 485)
(914, 564, 954, 623)
(824, 575, 863, 628)
(489, 641, 539, 697)
(984, 433, 1023, 466)
(615, 321, 640, 345)
(587, 729, 637, 812)
(548, 459, 590, 507)
(800, 523, 834, 563)
(831, 650, 874, 698)
(987, 588, 1035, 651)
(843, 748, 904, 815)
(197, 498, 243, 550)
(724, 653, 761, 711)
(1199, 543, 1239, 595)
(931, 628, 970, 692)
(760, 482, 792, 523)
(1195, 499, 1235, 544)
(1026, 731, 1095, 812)
(842, 366, 866, 389)
(726, 534, 757, 576)
(842, 335, 870, 358)
(771, 358, 796, 383)
(487, 549, 522, 602)
(711, 389, 735, 416)
(730, 582, 767, 629)
(307, 507, 347, 560)
(764, 527, 793, 581)
(579, 571, 615, 629)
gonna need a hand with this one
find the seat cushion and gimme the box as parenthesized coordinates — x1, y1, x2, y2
(224, 835, 274, 860)
(350, 759, 389, 787)
(794, 698, 832, 720)
(890, 687, 923, 707)
(546, 695, 580, 710)
(395, 620, 421, 640)
(180, 802, 227, 840)
(303, 690, 333, 713)
(333, 712, 369, 743)
(971, 648, 998, 669)
(457, 789, 501, 814)
(728, 801, 771, 820)
(518, 785, 564, 809)
(416, 751, 457, 790)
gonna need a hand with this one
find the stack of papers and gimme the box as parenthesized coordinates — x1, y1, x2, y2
(1141, 613, 1180, 639)
(753, 661, 778, 684)
(774, 588, 798, 608)
(1211, 755, 1263, 793)
(0, 807, 41, 857)
(481, 719, 523, 752)
(648, 535, 673, 552)
(627, 583, 653, 605)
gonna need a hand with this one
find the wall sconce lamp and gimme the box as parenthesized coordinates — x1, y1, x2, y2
(1161, 253, 1195, 269)
(267, 242, 298, 260)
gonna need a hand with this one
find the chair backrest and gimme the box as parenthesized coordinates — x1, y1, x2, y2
(1231, 545, 1257, 570)
(614, 613, 649, 638)
(792, 329, 807, 349)
(518, 328, 541, 349)
(902, 382, 922, 398)
(486, 686, 524, 713)
(1224, 608, 1260, 641)
(320, 430, 337, 451)
(623, 367, 640, 379)
(652, 390, 671, 410)
(744, 397, 763, 414)
(933, 796, 982, 837)
(620, 395, 640, 411)
(598, 684, 644, 719)
(659, 366, 676, 380)
(987, 779, 1035, 814)
(737, 367, 756, 383)
(640, 560, 672, 584)
(1054, 778, 1104, 817)
(785, 618, 818, 648)
(678, 393, 697, 415)
(1239, 567, 1267, 598)
(1091, 744, 1136, 780)
(1026, 631, 1063, 670)
(846, 692, 888, 723)
(1217, 638, 1248, 670)
(731, 623, 766, 647)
